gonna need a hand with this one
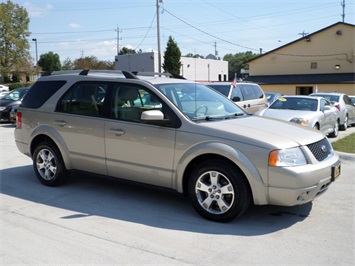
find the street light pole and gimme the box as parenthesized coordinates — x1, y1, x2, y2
(32, 38, 38, 65)
(156, 0, 162, 73)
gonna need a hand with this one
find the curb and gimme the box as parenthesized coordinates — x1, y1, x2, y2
(338, 151, 355, 161)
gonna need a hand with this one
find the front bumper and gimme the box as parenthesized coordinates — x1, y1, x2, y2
(267, 154, 340, 206)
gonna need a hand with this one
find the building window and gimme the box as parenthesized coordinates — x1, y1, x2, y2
(311, 62, 317, 69)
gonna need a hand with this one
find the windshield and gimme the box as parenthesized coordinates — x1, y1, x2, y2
(1, 89, 28, 100)
(154, 83, 245, 121)
(270, 97, 318, 111)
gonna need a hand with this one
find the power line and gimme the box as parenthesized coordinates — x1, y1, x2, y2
(163, 8, 260, 52)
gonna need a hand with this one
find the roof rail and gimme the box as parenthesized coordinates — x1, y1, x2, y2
(131, 72, 185, 79)
(39, 69, 185, 80)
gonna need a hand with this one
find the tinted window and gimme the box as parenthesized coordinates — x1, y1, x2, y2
(21, 81, 66, 108)
(239, 84, 257, 100)
(343, 95, 352, 105)
(231, 86, 243, 100)
(57, 82, 108, 117)
(208, 85, 230, 97)
(251, 84, 264, 99)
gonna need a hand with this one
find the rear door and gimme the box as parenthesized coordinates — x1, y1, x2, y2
(55, 81, 108, 175)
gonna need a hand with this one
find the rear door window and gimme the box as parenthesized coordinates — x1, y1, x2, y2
(56, 82, 108, 117)
(239, 84, 257, 100)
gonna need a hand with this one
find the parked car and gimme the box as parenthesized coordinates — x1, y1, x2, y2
(204, 82, 267, 113)
(265, 92, 283, 105)
(0, 84, 9, 92)
(14, 70, 341, 222)
(310, 92, 355, 130)
(349, 95, 355, 105)
(0, 87, 30, 123)
(257, 95, 340, 138)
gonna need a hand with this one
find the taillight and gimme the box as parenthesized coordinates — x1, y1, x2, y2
(16, 111, 22, 129)
(335, 103, 341, 111)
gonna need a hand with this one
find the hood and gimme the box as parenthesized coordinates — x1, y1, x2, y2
(261, 109, 315, 121)
(194, 115, 324, 150)
(0, 99, 20, 107)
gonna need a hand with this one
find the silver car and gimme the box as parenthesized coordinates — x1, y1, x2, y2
(14, 70, 341, 222)
(258, 95, 340, 138)
(310, 92, 355, 130)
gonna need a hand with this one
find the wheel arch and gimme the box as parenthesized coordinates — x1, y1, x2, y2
(175, 142, 269, 205)
(29, 126, 72, 169)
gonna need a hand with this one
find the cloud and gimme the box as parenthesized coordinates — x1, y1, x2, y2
(69, 23, 81, 28)
(23, 2, 53, 17)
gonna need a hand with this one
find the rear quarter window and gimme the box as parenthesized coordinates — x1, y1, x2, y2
(21, 80, 67, 108)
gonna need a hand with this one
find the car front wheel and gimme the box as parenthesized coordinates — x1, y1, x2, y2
(33, 142, 69, 186)
(188, 159, 251, 222)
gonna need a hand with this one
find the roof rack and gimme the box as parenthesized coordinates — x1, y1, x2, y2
(131, 72, 186, 80)
(40, 69, 185, 80)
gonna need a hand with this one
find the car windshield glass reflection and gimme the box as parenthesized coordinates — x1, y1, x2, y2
(155, 83, 245, 121)
(270, 97, 318, 111)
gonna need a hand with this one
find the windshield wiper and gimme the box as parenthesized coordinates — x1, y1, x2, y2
(192, 116, 213, 121)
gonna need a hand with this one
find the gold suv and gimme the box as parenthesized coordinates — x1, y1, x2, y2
(14, 70, 341, 222)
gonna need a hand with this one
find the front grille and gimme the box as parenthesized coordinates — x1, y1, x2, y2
(307, 138, 333, 162)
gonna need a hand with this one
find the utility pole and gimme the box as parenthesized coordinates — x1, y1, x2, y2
(157, 0, 163, 73)
(341, 0, 345, 22)
(116, 26, 122, 55)
(213, 41, 218, 57)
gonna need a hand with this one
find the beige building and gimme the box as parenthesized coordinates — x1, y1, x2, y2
(246, 22, 355, 95)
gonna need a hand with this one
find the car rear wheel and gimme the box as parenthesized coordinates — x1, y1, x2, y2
(340, 115, 348, 131)
(188, 159, 251, 222)
(33, 142, 69, 186)
(328, 120, 339, 138)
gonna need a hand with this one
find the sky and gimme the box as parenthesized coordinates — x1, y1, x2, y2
(5, 0, 355, 64)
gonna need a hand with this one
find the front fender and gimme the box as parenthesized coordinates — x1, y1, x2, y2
(30, 125, 72, 169)
(174, 141, 269, 205)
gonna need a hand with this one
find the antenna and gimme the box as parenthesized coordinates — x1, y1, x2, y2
(298, 31, 309, 37)
(341, 0, 345, 22)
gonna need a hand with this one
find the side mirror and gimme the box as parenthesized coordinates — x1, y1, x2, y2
(141, 110, 170, 126)
(323, 106, 331, 111)
(232, 96, 241, 102)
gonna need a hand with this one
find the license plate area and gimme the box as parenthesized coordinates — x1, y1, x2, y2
(331, 162, 341, 182)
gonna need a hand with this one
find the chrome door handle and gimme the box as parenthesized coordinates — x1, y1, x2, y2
(109, 128, 125, 136)
(54, 120, 67, 127)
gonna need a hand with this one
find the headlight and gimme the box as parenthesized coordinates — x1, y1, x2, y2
(269, 147, 307, 166)
(290, 117, 309, 125)
(0, 106, 7, 111)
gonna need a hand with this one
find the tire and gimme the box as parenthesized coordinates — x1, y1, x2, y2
(188, 159, 251, 222)
(328, 120, 339, 138)
(313, 124, 319, 130)
(340, 115, 348, 131)
(32, 142, 69, 186)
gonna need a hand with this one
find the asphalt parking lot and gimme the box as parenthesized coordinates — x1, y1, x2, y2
(1, 123, 354, 265)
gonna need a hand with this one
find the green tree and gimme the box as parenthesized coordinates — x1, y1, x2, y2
(62, 57, 73, 70)
(0, 0, 31, 82)
(73, 55, 114, 70)
(38, 51, 61, 71)
(223, 51, 258, 80)
(119, 47, 137, 55)
(185, 53, 204, 59)
(162, 36, 181, 74)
